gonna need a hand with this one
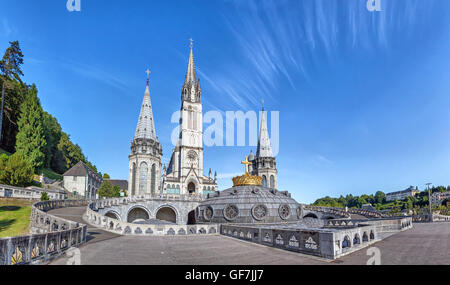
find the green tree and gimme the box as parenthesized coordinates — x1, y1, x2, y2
(15, 85, 46, 173)
(42, 112, 62, 169)
(0, 153, 34, 187)
(40, 192, 49, 201)
(98, 180, 114, 198)
(374, 191, 386, 204)
(103, 173, 110, 179)
(0, 41, 24, 144)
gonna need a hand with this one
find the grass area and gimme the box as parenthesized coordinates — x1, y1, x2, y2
(0, 198, 33, 238)
(41, 168, 63, 181)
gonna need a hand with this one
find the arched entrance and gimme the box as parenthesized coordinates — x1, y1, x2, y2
(127, 207, 150, 223)
(187, 210, 196, 225)
(156, 207, 177, 223)
(105, 211, 120, 220)
(303, 213, 319, 219)
(188, 182, 196, 195)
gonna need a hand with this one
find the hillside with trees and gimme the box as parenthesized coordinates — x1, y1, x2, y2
(0, 41, 99, 187)
(312, 186, 450, 215)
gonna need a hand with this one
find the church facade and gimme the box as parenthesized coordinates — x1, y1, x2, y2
(162, 43, 218, 196)
(128, 43, 218, 197)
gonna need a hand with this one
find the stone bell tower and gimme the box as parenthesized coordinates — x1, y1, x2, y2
(128, 70, 162, 196)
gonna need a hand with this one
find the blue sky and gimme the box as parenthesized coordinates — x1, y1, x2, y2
(1, 0, 450, 203)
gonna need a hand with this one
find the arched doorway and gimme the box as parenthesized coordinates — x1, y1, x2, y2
(187, 210, 196, 225)
(127, 207, 150, 223)
(188, 182, 196, 195)
(156, 207, 177, 223)
(303, 213, 319, 219)
(105, 211, 120, 220)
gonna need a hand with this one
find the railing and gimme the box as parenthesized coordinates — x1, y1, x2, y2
(85, 200, 218, 236)
(303, 205, 385, 219)
(0, 199, 89, 265)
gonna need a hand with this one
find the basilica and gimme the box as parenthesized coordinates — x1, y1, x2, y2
(127, 42, 278, 197)
(127, 43, 218, 197)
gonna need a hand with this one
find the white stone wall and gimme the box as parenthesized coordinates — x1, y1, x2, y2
(64, 175, 87, 197)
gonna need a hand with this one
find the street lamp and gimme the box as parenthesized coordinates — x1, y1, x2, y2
(426, 183, 432, 222)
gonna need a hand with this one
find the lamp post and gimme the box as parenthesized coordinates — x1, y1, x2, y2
(426, 183, 432, 222)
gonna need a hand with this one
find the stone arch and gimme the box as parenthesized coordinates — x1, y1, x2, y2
(105, 210, 121, 221)
(370, 230, 375, 240)
(362, 232, 369, 242)
(342, 236, 351, 248)
(303, 213, 319, 219)
(127, 206, 150, 223)
(187, 210, 196, 225)
(155, 205, 178, 224)
(187, 181, 196, 195)
(353, 233, 361, 245)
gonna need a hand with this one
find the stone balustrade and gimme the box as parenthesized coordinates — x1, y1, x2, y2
(302, 205, 385, 219)
(0, 199, 89, 265)
(85, 200, 219, 236)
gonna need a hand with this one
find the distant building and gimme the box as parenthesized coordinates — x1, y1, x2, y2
(431, 191, 450, 206)
(0, 184, 66, 200)
(63, 161, 103, 199)
(361, 204, 376, 212)
(386, 186, 419, 202)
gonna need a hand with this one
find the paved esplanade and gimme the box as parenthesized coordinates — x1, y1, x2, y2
(49, 207, 450, 265)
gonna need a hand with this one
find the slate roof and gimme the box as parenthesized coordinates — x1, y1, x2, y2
(107, 179, 128, 190)
(63, 161, 101, 180)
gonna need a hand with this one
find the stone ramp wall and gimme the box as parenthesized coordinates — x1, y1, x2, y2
(0, 200, 89, 265)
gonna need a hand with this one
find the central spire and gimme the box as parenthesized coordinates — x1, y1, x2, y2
(184, 38, 197, 86)
(256, 103, 273, 158)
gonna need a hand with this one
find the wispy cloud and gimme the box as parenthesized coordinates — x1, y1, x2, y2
(1, 18, 15, 37)
(59, 59, 129, 92)
(312, 154, 334, 167)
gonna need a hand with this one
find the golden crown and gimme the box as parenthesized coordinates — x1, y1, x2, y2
(232, 156, 263, 187)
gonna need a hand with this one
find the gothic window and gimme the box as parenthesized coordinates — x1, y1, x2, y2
(270, 175, 275, 189)
(139, 162, 148, 195)
(188, 110, 193, 129)
(262, 175, 267, 187)
(151, 164, 156, 195)
(193, 111, 197, 130)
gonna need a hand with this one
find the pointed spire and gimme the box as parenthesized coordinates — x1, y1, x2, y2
(134, 70, 157, 141)
(184, 38, 197, 86)
(256, 102, 273, 158)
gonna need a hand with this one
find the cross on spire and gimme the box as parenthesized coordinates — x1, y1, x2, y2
(261, 99, 265, 111)
(189, 38, 194, 48)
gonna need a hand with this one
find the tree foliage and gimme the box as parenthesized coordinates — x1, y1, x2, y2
(40, 192, 49, 201)
(0, 153, 34, 187)
(98, 180, 121, 198)
(0, 41, 24, 82)
(15, 85, 46, 173)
